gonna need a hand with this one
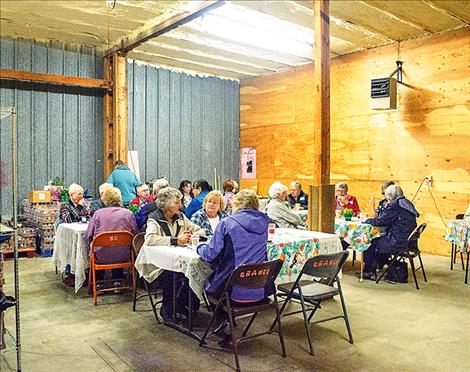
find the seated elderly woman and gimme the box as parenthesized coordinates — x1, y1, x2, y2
(335, 182, 360, 217)
(89, 183, 113, 217)
(86, 187, 137, 286)
(152, 177, 170, 197)
(197, 189, 271, 346)
(370, 180, 395, 218)
(362, 184, 419, 280)
(190, 191, 227, 237)
(59, 183, 89, 223)
(129, 183, 154, 208)
(266, 181, 302, 228)
(144, 187, 203, 322)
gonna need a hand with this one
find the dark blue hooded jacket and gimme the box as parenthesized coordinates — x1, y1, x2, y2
(197, 208, 270, 301)
(365, 196, 419, 254)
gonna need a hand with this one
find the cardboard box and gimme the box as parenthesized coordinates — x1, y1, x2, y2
(29, 190, 51, 203)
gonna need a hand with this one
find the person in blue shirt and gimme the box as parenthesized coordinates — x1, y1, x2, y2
(184, 179, 212, 219)
(106, 160, 141, 206)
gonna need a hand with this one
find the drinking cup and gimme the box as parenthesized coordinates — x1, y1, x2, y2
(335, 210, 342, 218)
(268, 223, 276, 235)
(191, 235, 200, 246)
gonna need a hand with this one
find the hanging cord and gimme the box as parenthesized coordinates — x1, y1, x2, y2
(411, 177, 448, 228)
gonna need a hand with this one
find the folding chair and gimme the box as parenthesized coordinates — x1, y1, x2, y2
(275, 251, 353, 356)
(199, 259, 286, 372)
(132, 232, 163, 323)
(450, 214, 465, 271)
(88, 231, 135, 305)
(376, 223, 428, 289)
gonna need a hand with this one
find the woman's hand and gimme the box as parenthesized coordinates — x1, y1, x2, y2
(77, 198, 85, 206)
(177, 230, 192, 245)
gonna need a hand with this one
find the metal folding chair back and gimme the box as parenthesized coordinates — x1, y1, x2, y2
(276, 250, 353, 356)
(199, 259, 286, 372)
(88, 230, 135, 305)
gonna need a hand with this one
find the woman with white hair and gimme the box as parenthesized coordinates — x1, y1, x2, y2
(362, 184, 419, 280)
(152, 177, 170, 196)
(89, 183, 113, 217)
(59, 183, 89, 223)
(144, 187, 203, 322)
(266, 181, 302, 228)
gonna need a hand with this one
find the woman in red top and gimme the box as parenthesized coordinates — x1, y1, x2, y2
(335, 182, 360, 217)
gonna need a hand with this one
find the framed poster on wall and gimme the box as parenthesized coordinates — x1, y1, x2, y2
(240, 147, 256, 179)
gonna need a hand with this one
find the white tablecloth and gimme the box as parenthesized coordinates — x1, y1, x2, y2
(135, 245, 212, 301)
(52, 223, 89, 292)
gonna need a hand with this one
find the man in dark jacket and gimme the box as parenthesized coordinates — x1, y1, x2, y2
(288, 181, 308, 210)
(362, 185, 419, 280)
(197, 189, 270, 344)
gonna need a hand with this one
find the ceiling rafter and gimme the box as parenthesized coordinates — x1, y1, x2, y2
(425, 0, 470, 24)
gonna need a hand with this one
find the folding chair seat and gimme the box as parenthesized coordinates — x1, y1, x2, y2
(88, 230, 135, 305)
(131, 232, 163, 323)
(199, 259, 286, 372)
(275, 251, 353, 356)
(376, 223, 428, 289)
(450, 214, 465, 271)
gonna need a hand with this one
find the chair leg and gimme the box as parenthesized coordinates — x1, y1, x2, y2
(273, 294, 286, 358)
(307, 302, 320, 323)
(133, 278, 139, 312)
(376, 255, 399, 283)
(299, 294, 314, 356)
(465, 252, 469, 285)
(226, 301, 241, 372)
(460, 252, 465, 271)
(352, 250, 356, 268)
(92, 266, 98, 306)
(202, 292, 211, 312)
(418, 253, 427, 282)
(241, 312, 257, 337)
(409, 257, 419, 290)
(450, 244, 455, 270)
(199, 300, 223, 346)
(144, 280, 161, 324)
(337, 280, 354, 344)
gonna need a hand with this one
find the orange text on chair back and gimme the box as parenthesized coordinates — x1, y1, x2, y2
(239, 268, 271, 278)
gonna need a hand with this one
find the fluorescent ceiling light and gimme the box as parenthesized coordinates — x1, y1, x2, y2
(199, 3, 313, 59)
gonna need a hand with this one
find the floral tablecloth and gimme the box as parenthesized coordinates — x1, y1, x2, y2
(334, 218, 384, 252)
(445, 219, 470, 253)
(267, 228, 343, 279)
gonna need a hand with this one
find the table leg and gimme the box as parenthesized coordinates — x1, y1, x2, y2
(172, 272, 177, 323)
(360, 252, 364, 283)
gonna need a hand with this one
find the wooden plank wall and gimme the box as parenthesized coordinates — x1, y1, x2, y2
(240, 27, 470, 256)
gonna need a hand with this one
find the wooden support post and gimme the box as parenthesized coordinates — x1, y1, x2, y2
(308, 0, 335, 233)
(103, 53, 128, 179)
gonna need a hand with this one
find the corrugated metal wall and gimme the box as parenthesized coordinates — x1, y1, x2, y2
(128, 61, 240, 188)
(0, 37, 103, 216)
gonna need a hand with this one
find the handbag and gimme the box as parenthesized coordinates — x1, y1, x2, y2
(385, 261, 408, 283)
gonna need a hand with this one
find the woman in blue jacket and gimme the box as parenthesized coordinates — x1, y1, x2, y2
(362, 184, 419, 280)
(197, 189, 270, 346)
(184, 179, 212, 219)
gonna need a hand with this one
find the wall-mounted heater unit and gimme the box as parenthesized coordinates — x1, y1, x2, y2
(371, 61, 402, 110)
(371, 77, 397, 110)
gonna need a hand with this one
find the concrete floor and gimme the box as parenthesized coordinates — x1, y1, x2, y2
(1, 254, 469, 372)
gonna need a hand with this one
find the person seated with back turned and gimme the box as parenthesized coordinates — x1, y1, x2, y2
(144, 187, 204, 322)
(89, 183, 113, 217)
(335, 182, 360, 217)
(197, 189, 272, 347)
(191, 191, 228, 238)
(106, 160, 141, 206)
(361, 184, 419, 280)
(370, 180, 395, 218)
(185, 179, 212, 219)
(266, 181, 302, 228)
(129, 183, 154, 208)
(59, 183, 89, 223)
(288, 181, 309, 210)
(152, 177, 170, 197)
(86, 187, 137, 288)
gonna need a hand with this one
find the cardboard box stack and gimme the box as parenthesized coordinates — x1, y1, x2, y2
(23, 197, 60, 257)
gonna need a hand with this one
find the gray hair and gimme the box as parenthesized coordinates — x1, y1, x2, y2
(268, 181, 288, 199)
(290, 181, 302, 189)
(99, 183, 113, 196)
(335, 182, 348, 192)
(102, 187, 123, 207)
(156, 187, 182, 210)
(232, 189, 259, 213)
(384, 184, 403, 202)
(153, 178, 170, 194)
(68, 183, 84, 196)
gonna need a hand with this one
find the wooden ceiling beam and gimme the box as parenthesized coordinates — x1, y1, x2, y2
(0, 69, 111, 90)
(104, 0, 225, 57)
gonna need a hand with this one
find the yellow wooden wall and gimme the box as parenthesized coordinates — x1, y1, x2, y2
(240, 26, 470, 256)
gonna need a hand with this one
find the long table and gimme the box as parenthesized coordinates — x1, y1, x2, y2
(52, 223, 89, 292)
